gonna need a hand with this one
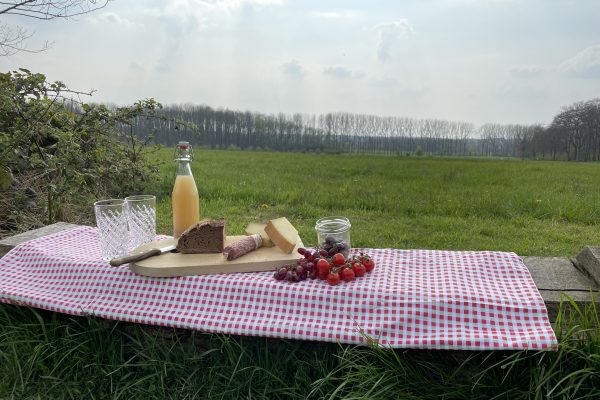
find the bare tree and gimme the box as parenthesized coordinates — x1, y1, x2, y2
(0, 1, 109, 56)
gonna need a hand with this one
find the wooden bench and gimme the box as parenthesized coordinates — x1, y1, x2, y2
(1, 222, 599, 322)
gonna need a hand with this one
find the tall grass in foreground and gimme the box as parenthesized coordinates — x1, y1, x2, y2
(0, 297, 598, 399)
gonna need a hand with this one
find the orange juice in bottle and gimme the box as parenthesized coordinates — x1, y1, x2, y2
(172, 141, 200, 237)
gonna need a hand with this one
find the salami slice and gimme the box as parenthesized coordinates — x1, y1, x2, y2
(223, 234, 262, 260)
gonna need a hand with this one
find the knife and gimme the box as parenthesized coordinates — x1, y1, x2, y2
(109, 243, 177, 266)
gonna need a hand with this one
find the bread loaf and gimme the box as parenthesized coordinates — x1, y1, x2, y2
(176, 218, 226, 254)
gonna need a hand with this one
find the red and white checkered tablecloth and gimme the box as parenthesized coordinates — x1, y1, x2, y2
(0, 226, 557, 350)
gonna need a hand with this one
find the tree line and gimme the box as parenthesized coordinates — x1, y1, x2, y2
(128, 98, 600, 161)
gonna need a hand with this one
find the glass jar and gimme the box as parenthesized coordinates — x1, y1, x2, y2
(315, 216, 351, 257)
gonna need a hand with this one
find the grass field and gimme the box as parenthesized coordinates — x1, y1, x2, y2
(1, 149, 600, 399)
(154, 149, 600, 257)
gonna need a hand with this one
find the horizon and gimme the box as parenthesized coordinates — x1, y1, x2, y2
(1, 0, 599, 126)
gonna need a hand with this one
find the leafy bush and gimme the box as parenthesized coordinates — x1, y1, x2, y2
(0, 69, 175, 235)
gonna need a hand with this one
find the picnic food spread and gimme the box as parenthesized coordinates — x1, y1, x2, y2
(161, 143, 367, 278)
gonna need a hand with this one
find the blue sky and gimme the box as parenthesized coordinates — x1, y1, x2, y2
(1, 0, 599, 125)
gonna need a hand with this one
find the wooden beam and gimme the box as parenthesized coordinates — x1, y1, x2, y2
(523, 256, 599, 322)
(0, 222, 79, 258)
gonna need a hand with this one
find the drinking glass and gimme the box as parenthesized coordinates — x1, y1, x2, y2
(94, 199, 128, 261)
(125, 195, 156, 249)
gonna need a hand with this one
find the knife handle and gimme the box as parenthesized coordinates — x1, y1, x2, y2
(109, 249, 162, 266)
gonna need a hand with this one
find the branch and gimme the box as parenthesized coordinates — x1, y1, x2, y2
(0, 1, 110, 19)
(0, 22, 51, 56)
(0, 1, 109, 55)
(0, 0, 35, 15)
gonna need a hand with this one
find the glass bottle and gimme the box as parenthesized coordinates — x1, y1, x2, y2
(172, 141, 200, 237)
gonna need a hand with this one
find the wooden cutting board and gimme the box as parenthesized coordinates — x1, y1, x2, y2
(129, 235, 303, 278)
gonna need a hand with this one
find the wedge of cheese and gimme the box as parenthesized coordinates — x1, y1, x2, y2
(264, 217, 298, 254)
(244, 222, 274, 247)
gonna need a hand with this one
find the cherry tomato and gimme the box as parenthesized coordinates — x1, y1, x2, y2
(362, 257, 375, 272)
(327, 272, 340, 286)
(352, 262, 366, 277)
(316, 259, 331, 274)
(340, 267, 355, 281)
(332, 253, 345, 266)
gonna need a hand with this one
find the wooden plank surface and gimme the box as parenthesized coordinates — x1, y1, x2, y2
(2, 223, 600, 322)
(130, 235, 304, 277)
(0, 222, 79, 258)
(575, 246, 600, 286)
(523, 256, 600, 322)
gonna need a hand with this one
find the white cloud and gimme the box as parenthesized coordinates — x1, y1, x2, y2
(499, 83, 546, 98)
(372, 19, 414, 61)
(310, 11, 356, 19)
(280, 60, 307, 79)
(322, 65, 365, 79)
(510, 65, 544, 78)
(368, 75, 427, 95)
(90, 12, 138, 28)
(559, 45, 600, 79)
(145, 0, 283, 31)
(129, 62, 145, 72)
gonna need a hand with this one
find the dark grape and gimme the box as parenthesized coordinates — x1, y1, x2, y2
(286, 270, 294, 281)
(290, 271, 300, 282)
(325, 236, 336, 245)
(319, 249, 328, 257)
(274, 271, 285, 280)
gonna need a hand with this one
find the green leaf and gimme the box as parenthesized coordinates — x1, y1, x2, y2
(0, 167, 13, 190)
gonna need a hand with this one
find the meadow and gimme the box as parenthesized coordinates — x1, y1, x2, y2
(1, 149, 600, 399)
(155, 149, 600, 257)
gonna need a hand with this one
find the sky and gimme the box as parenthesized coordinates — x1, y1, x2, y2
(1, 0, 600, 126)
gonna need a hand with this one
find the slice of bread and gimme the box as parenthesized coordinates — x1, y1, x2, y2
(176, 218, 226, 254)
(264, 217, 298, 254)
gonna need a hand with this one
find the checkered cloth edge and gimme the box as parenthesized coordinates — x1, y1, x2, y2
(0, 226, 557, 350)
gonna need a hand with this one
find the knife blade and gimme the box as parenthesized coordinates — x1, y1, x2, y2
(109, 243, 177, 266)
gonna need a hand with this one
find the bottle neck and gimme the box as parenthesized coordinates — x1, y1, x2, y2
(177, 160, 193, 176)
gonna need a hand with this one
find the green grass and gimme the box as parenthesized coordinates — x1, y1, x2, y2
(0, 298, 598, 399)
(2, 149, 600, 399)
(153, 149, 600, 256)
